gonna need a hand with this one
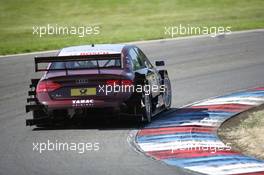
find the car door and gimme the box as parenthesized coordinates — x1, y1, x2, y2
(134, 47, 161, 98)
(127, 47, 151, 96)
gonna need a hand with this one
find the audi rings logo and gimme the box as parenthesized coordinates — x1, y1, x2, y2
(76, 79, 89, 84)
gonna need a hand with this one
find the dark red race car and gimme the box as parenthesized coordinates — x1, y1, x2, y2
(26, 44, 171, 126)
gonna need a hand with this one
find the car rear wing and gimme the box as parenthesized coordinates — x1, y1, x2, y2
(34, 53, 122, 72)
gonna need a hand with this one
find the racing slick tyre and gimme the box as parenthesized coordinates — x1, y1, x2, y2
(141, 92, 152, 123)
(163, 74, 172, 110)
(33, 110, 50, 127)
(33, 110, 46, 119)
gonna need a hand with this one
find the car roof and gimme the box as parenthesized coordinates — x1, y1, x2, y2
(58, 44, 127, 56)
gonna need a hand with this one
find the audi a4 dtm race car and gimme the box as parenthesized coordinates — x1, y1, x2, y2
(25, 44, 171, 126)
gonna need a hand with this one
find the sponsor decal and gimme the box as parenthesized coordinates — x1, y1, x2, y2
(79, 51, 111, 55)
(72, 99, 94, 107)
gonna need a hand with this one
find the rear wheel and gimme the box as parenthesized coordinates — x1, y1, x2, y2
(141, 92, 152, 123)
(33, 109, 46, 119)
(163, 75, 171, 110)
(33, 109, 50, 127)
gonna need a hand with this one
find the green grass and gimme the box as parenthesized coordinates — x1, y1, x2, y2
(0, 0, 264, 55)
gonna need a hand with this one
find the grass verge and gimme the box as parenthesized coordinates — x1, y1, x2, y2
(1, 0, 264, 55)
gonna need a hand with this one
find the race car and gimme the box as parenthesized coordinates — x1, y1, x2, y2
(25, 44, 171, 126)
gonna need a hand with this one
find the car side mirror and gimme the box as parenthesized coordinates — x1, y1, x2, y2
(155, 61, 165, 66)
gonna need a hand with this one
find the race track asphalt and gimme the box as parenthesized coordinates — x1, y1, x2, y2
(0, 30, 264, 175)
